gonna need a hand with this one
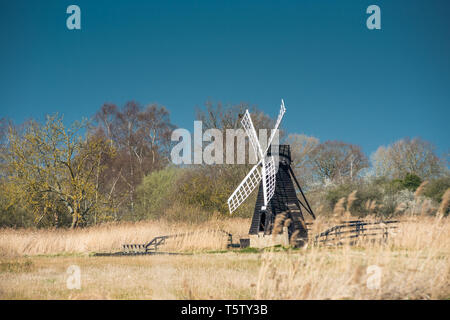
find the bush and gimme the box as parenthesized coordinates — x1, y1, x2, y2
(386, 179, 405, 194)
(176, 165, 255, 218)
(324, 178, 420, 218)
(163, 202, 213, 223)
(0, 204, 35, 228)
(133, 164, 255, 223)
(401, 173, 422, 191)
(325, 183, 354, 209)
(325, 181, 382, 212)
(135, 167, 182, 220)
(0, 181, 63, 228)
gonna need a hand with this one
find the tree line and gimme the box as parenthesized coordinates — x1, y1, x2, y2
(0, 101, 448, 228)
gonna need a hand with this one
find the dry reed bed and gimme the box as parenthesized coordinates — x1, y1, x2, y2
(1, 216, 448, 257)
(0, 217, 448, 299)
(0, 218, 250, 257)
(256, 216, 450, 299)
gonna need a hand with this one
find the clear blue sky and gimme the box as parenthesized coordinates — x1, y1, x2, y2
(1, 0, 449, 157)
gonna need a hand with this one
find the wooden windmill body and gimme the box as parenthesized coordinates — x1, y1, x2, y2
(249, 145, 315, 246)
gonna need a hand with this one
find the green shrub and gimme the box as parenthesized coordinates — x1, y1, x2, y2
(133, 164, 255, 222)
(324, 179, 408, 217)
(325, 183, 354, 208)
(423, 176, 450, 203)
(401, 173, 422, 191)
(135, 167, 182, 220)
(0, 182, 37, 228)
(0, 204, 35, 228)
(387, 179, 405, 193)
(176, 165, 254, 218)
(172, 164, 257, 218)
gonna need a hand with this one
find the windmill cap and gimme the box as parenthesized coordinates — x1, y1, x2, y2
(268, 144, 292, 164)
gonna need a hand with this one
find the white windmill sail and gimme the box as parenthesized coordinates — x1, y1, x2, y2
(262, 100, 286, 206)
(227, 99, 286, 214)
(264, 155, 277, 203)
(264, 99, 286, 154)
(227, 159, 263, 214)
(228, 109, 266, 214)
(241, 110, 264, 160)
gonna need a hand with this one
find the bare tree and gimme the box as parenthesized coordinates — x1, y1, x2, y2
(371, 137, 445, 179)
(284, 133, 319, 187)
(310, 140, 368, 183)
(93, 101, 175, 214)
(196, 101, 280, 164)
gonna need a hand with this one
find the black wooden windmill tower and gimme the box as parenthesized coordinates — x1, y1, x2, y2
(227, 100, 315, 246)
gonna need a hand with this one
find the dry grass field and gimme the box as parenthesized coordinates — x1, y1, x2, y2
(0, 215, 449, 300)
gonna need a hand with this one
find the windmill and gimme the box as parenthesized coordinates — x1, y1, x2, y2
(100, 98, 397, 256)
(227, 100, 315, 247)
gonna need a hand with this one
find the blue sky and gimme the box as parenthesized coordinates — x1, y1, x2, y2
(1, 0, 449, 157)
